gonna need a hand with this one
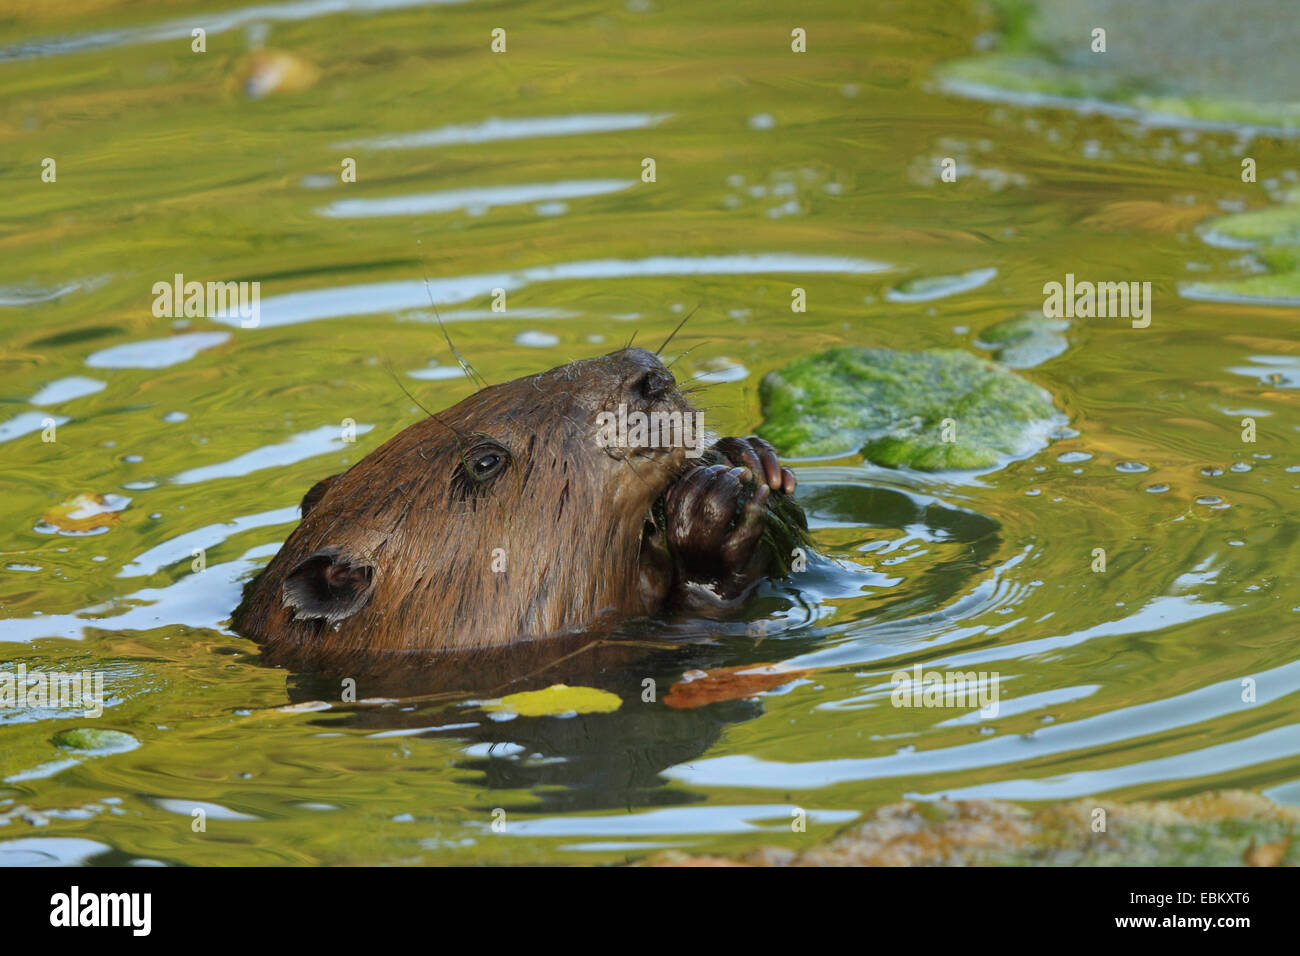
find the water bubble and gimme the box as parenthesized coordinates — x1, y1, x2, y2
(1057, 451, 1091, 463)
(1145, 484, 1170, 494)
(1115, 461, 1149, 473)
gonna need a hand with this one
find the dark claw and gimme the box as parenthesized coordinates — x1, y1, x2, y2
(713, 436, 795, 495)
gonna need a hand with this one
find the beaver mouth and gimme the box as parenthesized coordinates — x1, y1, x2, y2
(594, 403, 705, 466)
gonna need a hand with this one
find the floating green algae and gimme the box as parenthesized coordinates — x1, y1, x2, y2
(937, 0, 1300, 133)
(1185, 194, 1300, 304)
(52, 728, 139, 754)
(975, 313, 1070, 369)
(886, 267, 997, 303)
(757, 347, 1061, 471)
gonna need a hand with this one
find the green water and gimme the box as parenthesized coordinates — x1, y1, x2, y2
(1, 0, 1298, 865)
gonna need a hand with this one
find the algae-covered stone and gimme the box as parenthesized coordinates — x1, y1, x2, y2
(52, 728, 139, 754)
(757, 347, 1061, 471)
(975, 313, 1069, 369)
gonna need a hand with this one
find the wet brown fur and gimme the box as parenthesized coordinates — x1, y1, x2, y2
(233, 348, 703, 668)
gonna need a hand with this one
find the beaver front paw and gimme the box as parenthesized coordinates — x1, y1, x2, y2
(662, 437, 800, 598)
(711, 436, 796, 496)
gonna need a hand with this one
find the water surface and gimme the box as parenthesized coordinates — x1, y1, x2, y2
(1, 0, 1298, 865)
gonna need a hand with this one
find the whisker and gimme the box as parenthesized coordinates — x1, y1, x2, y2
(664, 339, 711, 369)
(680, 366, 745, 385)
(383, 359, 470, 444)
(417, 239, 487, 390)
(656, 305, 699, 356)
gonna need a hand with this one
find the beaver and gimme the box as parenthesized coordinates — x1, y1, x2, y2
(232, 346, 808, 672)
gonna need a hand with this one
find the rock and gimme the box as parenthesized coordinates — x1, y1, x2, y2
(647, 791, 1300, 866)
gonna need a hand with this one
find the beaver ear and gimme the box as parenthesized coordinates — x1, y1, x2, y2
(300, 474, 339, 517)
(281, 547, 375, 623)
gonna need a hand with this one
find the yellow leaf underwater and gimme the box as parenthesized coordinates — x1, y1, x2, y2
(486, 684, 622, 717)
(40, 493, 128, 534)
(233, 50, 321, 99)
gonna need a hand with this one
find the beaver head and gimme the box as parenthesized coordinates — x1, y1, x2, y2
(233, 347, 706, 667)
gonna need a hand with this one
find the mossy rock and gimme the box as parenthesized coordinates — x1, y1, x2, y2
(975, 313, 1070, 369)
(756, 347, 1061, 471)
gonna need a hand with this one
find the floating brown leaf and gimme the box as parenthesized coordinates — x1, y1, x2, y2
(663, 662, 809, 709)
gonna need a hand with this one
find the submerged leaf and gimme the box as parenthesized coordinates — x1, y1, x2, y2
(40, 493, 129, 533)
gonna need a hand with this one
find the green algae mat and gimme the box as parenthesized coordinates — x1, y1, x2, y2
(937, 0, 1300, 133)
(757, 347, 1063, 471)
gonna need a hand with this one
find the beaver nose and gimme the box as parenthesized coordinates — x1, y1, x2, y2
(633, 369, 675, 401)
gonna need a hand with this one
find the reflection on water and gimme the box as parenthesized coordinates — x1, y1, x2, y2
(1, 0, 1298, 865)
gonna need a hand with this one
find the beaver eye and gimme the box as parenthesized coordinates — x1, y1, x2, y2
(472, 450, 506, 479)
(451, 437, 513, 500)
(462, 439, 511, 483)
